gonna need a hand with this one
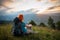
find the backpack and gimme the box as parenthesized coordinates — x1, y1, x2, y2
(12, 17, 23, 36)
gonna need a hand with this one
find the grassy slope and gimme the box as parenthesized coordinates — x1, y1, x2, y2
(0, 24, 60, 40)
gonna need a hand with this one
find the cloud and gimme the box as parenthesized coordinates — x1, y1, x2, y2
(47, 5, 60, 12)
(0, 0, 60, 14)
(36, 5, 60, 14)
(43, 6, 60, 14)
(49, 0, 60, 5)
(0, 0, 13, 6)
(0, 0, 13, 9)
(47, 5, 60, 10)
(49, 0, 57, 2)
(36, 0, 42, 2)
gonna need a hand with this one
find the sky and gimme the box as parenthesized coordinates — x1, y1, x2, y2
(0, 0, 60, 14)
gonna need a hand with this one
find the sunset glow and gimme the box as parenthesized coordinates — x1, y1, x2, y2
(0, 0, 60, 14)
(36, 5, 60, 14)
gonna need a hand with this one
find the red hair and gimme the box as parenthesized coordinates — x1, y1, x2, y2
(18, 14, 24, 22)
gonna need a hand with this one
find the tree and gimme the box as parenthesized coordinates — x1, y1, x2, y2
(56, 21, 60, 30)
(39, 22, 46, 27)
(48, 17, 55, 29)
(29, 20, 36, 26)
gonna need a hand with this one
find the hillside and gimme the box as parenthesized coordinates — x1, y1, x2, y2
(0, 24, 60, 40)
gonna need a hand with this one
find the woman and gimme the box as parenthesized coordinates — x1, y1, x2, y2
(18, 14, 27, 34)
(12, 14, 27, 36)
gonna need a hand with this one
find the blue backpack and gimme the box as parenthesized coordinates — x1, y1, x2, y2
(12, 17, 22, 36)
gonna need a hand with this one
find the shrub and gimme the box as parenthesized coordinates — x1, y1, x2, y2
(29, 20, 36, 26)
(47, 17, 56, 29)
(39, 22, 46, 27)
(56, 21, 60, 30)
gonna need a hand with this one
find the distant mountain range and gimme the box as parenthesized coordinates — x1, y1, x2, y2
(0, 9, 60, 25)
(36, 13, 60, 24)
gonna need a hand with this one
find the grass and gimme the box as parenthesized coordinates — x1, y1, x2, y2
(0, 23, 60, 40)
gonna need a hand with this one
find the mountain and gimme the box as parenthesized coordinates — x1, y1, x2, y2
(0, 9, 60, 25)
(0, 9, 37, 24)
(36, 13, 60, 24)
(0, 13, 37, 24)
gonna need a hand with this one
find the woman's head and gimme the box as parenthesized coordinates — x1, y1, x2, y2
(18, 14, 24, 22)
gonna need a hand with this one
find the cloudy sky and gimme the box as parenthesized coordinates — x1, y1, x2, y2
(0, 0, 60, 14)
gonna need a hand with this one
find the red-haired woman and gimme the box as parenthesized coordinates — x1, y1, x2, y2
(12, 14, 27, 36)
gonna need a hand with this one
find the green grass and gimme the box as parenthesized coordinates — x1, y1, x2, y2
(0, 23, 60, 40)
